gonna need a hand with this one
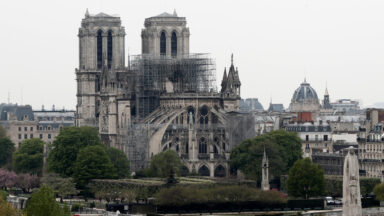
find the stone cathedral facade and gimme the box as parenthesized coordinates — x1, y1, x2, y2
(75, 10, 241, 177)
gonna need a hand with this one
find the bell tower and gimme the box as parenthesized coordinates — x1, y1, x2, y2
(141, 10, 190, 57)
(75, 9, 126, 127)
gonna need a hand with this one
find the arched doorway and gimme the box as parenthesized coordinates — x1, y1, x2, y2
(214, 165, 226, 177)
(198, 165, 210, 176)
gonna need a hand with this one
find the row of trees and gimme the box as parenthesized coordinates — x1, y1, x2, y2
(0, 125, 131, 197)
(47, 126, 131, 189)
(0, 169, 39, 192)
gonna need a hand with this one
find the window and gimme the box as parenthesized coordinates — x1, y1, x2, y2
(306, 135, 309, 141)
(39, 134, 43, 139)
(97, 30, 103, 69)
(18, 127, 21, 131)
(30, 127, 33, 131)
(185, 143, 189, 154)
(305, 143, 310, 149)
(24, 127, 27, 131)
(171, 31, 177, 57)
(324, 135, 328, 141)
(24, 134, 27, 139)
(30, 134, 33, 138)
(199, 106, 209, 125)
(160, 31, 166, 55)
(199, 137, 207, 154)
(315, 135, 318, 141)
(107, 30, 113, 69)
(48, 134, 51, 139)
(18, 134, 21, 139)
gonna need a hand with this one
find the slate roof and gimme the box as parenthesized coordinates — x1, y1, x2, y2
(292, 80, 319, 103)
(0, 104, 34, 121)
(268, 104, 285, 112)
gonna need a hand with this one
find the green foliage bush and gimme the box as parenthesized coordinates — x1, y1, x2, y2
(106, 148, 130, 179)
(147, 150, 183, 178)
(48, 126, 103, 177)
(0, 138, 15, 168)
(374, 182, 384, 201)
(73, 145, 116, 188)
(13, 138, 44, 176)
(0, 190, 8, 201)
(287, 158, 325, 199)
(154, 185, 287, 206)
(230, 130, 302, 181)
(26, 185, 70, 216)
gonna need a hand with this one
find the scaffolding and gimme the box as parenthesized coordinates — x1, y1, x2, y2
(121, 53, 217, 170)
(130, 53, 216, 120)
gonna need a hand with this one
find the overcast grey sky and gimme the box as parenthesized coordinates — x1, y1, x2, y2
(1, 0, 383, 110)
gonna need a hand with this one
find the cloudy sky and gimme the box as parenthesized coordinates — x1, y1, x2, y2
(1, 0, 383, 110)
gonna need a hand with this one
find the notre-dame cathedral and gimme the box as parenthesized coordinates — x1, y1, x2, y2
(75, 9, 241, 177)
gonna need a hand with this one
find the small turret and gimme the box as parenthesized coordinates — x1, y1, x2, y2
(261, 148, 270, 191)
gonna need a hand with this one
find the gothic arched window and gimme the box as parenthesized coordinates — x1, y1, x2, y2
(160, 31, 166, 55)
(199, 137, 207, 154)
(171, 31, 177, 57)
(199, 105, 209, 125)
(97, 30, 103, 69)
(107, 30, 113, 69)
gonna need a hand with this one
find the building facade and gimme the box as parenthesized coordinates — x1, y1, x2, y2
(0, 104, 75, 147)
(75, 10, 241, 175)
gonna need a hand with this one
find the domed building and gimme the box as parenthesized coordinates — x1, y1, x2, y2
(289, 79, 321, 113)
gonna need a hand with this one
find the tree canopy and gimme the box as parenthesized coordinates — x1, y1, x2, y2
(26, 185, 70, 216)
(13, 138, 44, 176)
(374, 182, 384, 201)
(106, 147, 131, 179)
(42, 173, 79, 199)
(287, 158, 325, 199)
(147, 150, 183, 178)
(73, 145, 116, 188)
(0, 137, 15, 168)
(48, 126, 103, 177)
(230, 130, 302, 181)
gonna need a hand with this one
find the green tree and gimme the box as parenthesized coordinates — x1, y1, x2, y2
(73, 146, 116, 188)
(374, 182, 384, 201)
(13, 138, 43, 176)
(230, 130, 302, 181)
(147, 150, 183, 178)
(0, 138, 15, 168)
(287, 158, 325, 199)
(106, 147, 131, 179)
(360, 178, 381, 195)
(26, 185, 70, 216)
(41, 173, 79, 201)
(48, 126, 103, 177)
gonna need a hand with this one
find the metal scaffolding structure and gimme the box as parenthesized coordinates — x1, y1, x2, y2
(130, 53, 216, 120)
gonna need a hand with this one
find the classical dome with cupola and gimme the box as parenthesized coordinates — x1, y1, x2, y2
(289, 79, 321, 112)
